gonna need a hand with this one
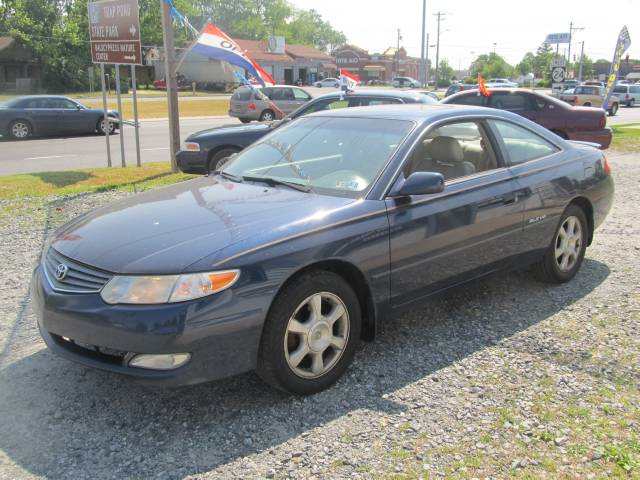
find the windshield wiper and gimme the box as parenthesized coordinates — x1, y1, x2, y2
(242, 175, 311, 192)
(213, 170, 243, 182)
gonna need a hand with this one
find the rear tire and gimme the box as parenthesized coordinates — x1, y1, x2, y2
(628, 99, 636, 107)
(208, 148, 239, 173)
(8, 120, 32, 140)
(239, 117, 251, 124)
(583, 102, 592, 107)
(259, 109, 275, 122)
(257, 271, 361, 395)
(532, 205, 588, 284)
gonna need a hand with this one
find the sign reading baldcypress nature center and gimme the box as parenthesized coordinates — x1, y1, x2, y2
(88, 0, 142, 65)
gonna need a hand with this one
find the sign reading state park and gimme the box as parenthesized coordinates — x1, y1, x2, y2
(88, 0, 142, 65)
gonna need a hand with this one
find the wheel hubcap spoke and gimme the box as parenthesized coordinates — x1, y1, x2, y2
(554, 216, 583, 272)
(284, 291, 350, 379)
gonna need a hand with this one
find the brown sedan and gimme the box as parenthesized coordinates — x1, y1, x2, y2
(442, 88, 611, 149)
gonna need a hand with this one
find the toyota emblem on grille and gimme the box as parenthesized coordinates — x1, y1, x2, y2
(54, 263, 68, 281)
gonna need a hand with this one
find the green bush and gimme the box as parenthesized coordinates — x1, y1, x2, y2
(536, 79, 551, 88)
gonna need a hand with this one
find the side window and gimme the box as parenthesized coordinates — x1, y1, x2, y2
(405, 121, 498, 181)
(490, 93, 529, 112)
(530, 95, 547, 111)
(491, 120, 559, 165)
(630, 86, 640, 94)
(301, 98, 349, 114)
(260, 87, 273, 99)
(270, 88, 293, 100)
(355, 97, 403, 106)
(448, 93, 486, 106)
(292, 88, 310, 101)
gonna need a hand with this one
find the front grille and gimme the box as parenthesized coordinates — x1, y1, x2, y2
(43, 248, 112, 293)
(50, 333, 128, 365)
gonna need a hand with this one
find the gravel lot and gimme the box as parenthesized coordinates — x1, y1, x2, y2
(0, 152, 638, 479)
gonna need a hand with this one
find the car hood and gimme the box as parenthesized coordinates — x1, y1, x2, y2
(188, 121, 279, 140)
(50, 177, 357, 274)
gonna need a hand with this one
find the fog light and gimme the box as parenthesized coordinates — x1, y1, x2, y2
(128, 353, 191, 370)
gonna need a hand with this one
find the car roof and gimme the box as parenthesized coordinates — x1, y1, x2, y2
(312, 89, 426, 101)
(305, 103, 517, 123)
(445, 88, 569, 106)
(12, 95, 73, 100)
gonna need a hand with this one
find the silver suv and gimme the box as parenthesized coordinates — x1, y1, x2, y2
(229, 86, 313, 123)
(613, 83, 640, 107)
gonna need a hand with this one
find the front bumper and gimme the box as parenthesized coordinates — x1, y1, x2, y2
(176, 150, 208, 174)
(567, 128, 612, 150)
(31, 265, 265, 387)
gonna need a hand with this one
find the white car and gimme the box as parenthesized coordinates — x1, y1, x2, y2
(314, 78, 340, 88)
(486, 78, 518, 88)
(392, 77, 421, 88)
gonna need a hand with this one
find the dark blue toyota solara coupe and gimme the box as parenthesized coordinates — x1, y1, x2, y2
(32, 104, 614, 394)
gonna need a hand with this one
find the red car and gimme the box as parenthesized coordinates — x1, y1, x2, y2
(442, 88, 611, 149)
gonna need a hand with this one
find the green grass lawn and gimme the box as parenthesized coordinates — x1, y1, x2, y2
(81, 97, 230, 119)
(0, 162, 194, 199)
(610, 123, 640, 152)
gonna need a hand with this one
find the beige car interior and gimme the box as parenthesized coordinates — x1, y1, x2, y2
(405, 122, 498, 181)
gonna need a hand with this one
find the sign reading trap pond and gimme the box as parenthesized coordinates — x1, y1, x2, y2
(88, 0, 142, 65)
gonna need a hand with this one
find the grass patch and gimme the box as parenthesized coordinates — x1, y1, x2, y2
(0, 162, 194, 199)
(80, 98, 230, 119)
(611, 123, 640, 152)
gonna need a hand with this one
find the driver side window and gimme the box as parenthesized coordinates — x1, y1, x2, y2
(405, 121, 498, 181)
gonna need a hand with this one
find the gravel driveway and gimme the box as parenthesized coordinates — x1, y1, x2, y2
(0, 152, 638, 479)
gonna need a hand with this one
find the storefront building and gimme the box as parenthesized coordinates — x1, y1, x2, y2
(333, 44, 423, 83)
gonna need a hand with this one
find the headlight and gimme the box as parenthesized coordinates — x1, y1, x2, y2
(100, 270, 239, 304)
(182, 141, 200, 152)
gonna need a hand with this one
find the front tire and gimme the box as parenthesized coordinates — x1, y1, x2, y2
(532, 205, 588, 283)
(608, 103, 618, 116)
(97, 118, 116, 135)
(257, 271, 361, 395)
(208, 148, 239, 173)
(9, 120, 32, 140)
(628, 99, 635, 108)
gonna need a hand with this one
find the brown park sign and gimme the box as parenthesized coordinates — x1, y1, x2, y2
(88, 0, 142, 65)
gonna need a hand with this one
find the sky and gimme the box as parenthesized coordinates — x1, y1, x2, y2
(290, 0, 639, 69)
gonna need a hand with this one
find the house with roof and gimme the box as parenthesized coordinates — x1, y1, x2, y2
(0, 36, 41, 93)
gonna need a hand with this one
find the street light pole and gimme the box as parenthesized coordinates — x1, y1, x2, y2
(160, 0, 180, 173)
(420, 0, 427, 86)
(578, 41, 585, 81)
(396, 28, 402, 77)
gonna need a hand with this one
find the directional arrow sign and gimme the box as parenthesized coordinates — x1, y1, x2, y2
(88, 0, 142, 65)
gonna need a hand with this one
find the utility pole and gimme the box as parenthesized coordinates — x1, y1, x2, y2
(395, 28, 402, 77)
(420, 0, 427, 86)
(434, 11, 444, 89)
(578, 41, 585, 81)
(568, 22, 584, 76)
(161, 0, 180, 173)
(425, 33, 430, 85)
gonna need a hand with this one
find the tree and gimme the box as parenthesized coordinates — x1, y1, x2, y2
(531, 43, 554, 79)
(516, 52, 535, 76)
(437, 59, 453, 87)
(470, 52, 514, 79)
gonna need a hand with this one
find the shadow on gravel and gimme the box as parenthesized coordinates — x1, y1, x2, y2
(0, 259, 609, 479)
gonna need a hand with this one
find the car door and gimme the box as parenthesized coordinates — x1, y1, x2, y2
(22, 98, 60, 135)
(48, 98, 87, 133)
(271, 87, 298, 114)
(291, 87, 312, 110)
(385, 119, 525, 308)
(487, 119, 568, 257)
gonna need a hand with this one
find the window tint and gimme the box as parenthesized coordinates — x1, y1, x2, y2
(354, 97, 403, 106)
(613, 85, 627, 94)
(491, 120, 558, 165)
(630, 86, 640, 94)
(232, 89, 252, 101)
(530, 95, 547, 110)
(448, 93, 486, 106)
(17, 98, 50, 108)
(260, 87, 273, 99)
(270, 88, 294, 100)
(300, 98, 350, 115)
(292, 88, 310, 101)
(405, 121, 498, 181)
(49, 98, 77, 109)
(490, 93, 530, 112)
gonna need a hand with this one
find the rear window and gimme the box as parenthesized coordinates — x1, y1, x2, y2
(490, 93, 530, 112)
(448, 93, 486, 106)
(231, 89, 252, 101)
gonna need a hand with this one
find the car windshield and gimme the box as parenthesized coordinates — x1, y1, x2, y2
(222, 116, 414, 197)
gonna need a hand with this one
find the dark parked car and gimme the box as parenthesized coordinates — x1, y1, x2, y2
(176, 90, 437, 174)
(33, 104, 614, 395)
(0, 95, 119, 140)
(444, 83, 475, 97)
(442, 88, 612, 149)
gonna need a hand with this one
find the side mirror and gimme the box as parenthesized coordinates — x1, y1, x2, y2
(394, 171, 445, 197)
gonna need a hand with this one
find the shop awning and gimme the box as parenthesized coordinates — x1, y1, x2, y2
(321, 63, 337, 69)
(363, 65, 385, 71)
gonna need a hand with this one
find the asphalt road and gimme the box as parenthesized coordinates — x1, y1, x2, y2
(1, 103, 639, 176)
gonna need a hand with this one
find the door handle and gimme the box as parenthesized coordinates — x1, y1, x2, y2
(501, 192, 518, 205)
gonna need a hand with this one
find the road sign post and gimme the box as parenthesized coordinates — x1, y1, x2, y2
(131, 65, 141, 167)
(88, 0, 142, 168)
(160, 0, 180, 173)
(100, 63, 112, 167)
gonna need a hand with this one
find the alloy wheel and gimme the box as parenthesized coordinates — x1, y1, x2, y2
(11, 122, 29, 139)
(554, 215, 583, 272)
(100, 119, 115, 134)
(284, 292, 349, 379)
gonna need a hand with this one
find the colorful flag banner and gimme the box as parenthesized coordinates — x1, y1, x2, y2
(603, 26, 631, 111)
(478, 73, 491, 97)
(192, 23, 275, 87)
(339, 69, 360, 90)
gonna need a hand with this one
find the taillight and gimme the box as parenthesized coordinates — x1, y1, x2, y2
(599, 114, 606, 129)
(603, 156, 612, 176)
(249, 100, 256, 110)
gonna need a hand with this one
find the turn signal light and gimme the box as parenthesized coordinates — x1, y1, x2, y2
(603, 156, 612, 176)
